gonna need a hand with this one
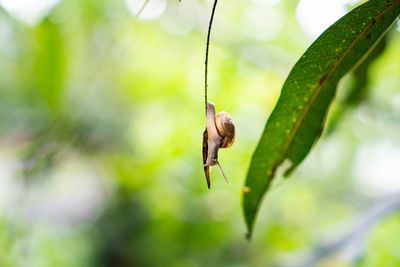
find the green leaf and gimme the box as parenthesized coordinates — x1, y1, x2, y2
(344, 35, 387, 106)
(242, 0, 400, 238)
(33, 19, 66, 112)
(325, 35, 387, 135)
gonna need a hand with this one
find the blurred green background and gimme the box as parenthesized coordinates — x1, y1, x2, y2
(0, 0, 400, 266)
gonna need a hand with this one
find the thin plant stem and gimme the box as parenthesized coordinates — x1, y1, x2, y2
(205, 0, 219, 115)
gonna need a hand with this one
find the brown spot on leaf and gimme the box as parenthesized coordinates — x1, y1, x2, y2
(371, 18, 376, 25)
(366, 33, 371, 40)
(319, 73, 328, 85)
(243, 186, 251, 193)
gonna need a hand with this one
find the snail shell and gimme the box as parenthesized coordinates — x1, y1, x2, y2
(215, 111, 235, 148)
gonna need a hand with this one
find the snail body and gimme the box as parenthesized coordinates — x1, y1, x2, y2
(203, 101, 236, 188)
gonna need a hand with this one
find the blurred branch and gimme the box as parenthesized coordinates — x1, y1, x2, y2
(13, 0, 152, 177)
(275, 193, 400, 267)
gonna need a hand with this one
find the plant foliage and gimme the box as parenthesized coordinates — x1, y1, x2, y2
(242, 0, 400, 238)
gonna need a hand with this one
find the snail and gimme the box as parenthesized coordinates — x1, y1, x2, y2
(202, 101, 236, 189)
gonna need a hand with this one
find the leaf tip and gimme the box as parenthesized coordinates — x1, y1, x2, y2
(243, 203, 256, 241)
(245, 230, 252, 241)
